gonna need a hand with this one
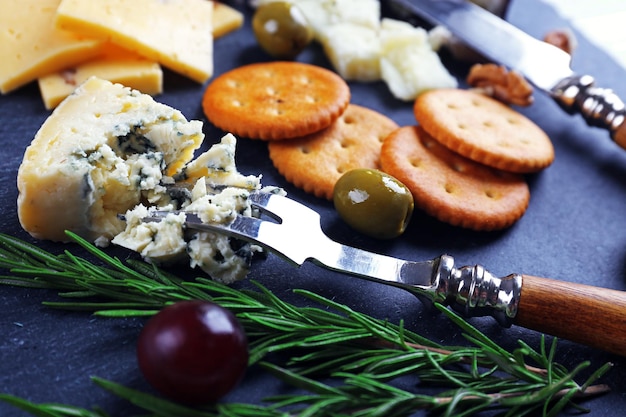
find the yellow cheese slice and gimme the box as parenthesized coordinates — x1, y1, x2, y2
(0, 0, 104, 94)
(17, 77, 204, 242)
(38, 44, 163, 110)
(39, 2, 241, 109)
(55, 0, 214, 84)
(213, 2, 244, 38)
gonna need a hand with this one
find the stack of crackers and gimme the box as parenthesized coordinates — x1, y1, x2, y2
(202, 61, 554, 232)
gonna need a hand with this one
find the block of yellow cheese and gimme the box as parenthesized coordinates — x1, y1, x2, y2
(55, 0, 214, 83)
(38, 2, 242, 109)
(0, 0, 104, 94)
(17, 77, 204, 243)
(38, 44, 163, 110)
(213, 2, 245, 38)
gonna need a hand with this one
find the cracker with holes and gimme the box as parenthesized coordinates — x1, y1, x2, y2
(202, 61, 350, 140)
(413, 88, 554, 173)
(268, 104, 399, 199)
(381, 125, 529, 230)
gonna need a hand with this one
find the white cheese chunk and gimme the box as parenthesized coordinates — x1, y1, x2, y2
(254, 0, 380, 41)
(187, 230, 257, 285)
(313, 0, 380, 35)
(379, 18, 458, 101)
(174, 133, 261, 191)
(319, 23, 381, 82)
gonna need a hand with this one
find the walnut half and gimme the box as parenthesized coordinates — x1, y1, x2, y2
(544, 29, 577, 55)
(466, 63, 534, 107)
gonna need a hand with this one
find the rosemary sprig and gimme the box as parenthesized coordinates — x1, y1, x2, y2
(0, 232, 613, 417)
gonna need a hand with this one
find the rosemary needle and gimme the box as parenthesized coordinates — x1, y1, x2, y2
(0, 232, 613, 417)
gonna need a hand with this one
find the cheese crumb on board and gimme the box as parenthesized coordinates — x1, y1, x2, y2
(18, 77, 278, 283)
(0, 0, 104, 94)
(38, 43, 163, 110)
(55, 0, 214, 84)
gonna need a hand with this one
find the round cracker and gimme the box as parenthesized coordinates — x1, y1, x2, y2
(381, 125, 530, 231)
(202, 62, 350, 140)
(414, 88, 554, 173)
(268, 104, 399, 199)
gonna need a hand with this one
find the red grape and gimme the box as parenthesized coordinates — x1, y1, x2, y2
(136, 300, 248, 404)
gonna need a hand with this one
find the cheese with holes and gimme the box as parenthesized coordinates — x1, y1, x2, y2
(55, 0, 214, 83)
(37, 2, 242, 109)
(38, 44, 163, 109)
(0, 0, 104, 94)
(18, 76, 278, 283)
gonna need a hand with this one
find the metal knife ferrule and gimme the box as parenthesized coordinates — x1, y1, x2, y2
(425, 255, 522, 327)
(551, 74, 626, 146)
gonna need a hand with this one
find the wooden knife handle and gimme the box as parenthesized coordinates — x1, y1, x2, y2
(515, 274, 626, 356)
(612, 120, 626, 150)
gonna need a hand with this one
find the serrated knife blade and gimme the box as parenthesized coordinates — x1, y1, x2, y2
(390, 0, 626, 148)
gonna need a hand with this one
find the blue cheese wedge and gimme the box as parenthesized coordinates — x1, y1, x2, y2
(18, 76, 275, 283)
(18, 76, 203, 243)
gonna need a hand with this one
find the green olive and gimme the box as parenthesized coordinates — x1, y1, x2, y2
(252, 2, 313, 59)
(333, 169, 414, 239)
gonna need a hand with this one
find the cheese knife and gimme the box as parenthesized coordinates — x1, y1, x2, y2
(389, 0, 626, 148)
(145, 191, 626, 356)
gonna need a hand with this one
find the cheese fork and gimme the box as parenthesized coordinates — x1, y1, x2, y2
(146, 191, 626, 356)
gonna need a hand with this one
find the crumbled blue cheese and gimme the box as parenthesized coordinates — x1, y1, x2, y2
(112, 205, 188, 263)
(113, 132, 270, 284)
(174, 132, 261, 191)
(188, 230, 258, 285)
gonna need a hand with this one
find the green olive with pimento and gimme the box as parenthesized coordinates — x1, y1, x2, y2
(333, 169, 414, 239)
